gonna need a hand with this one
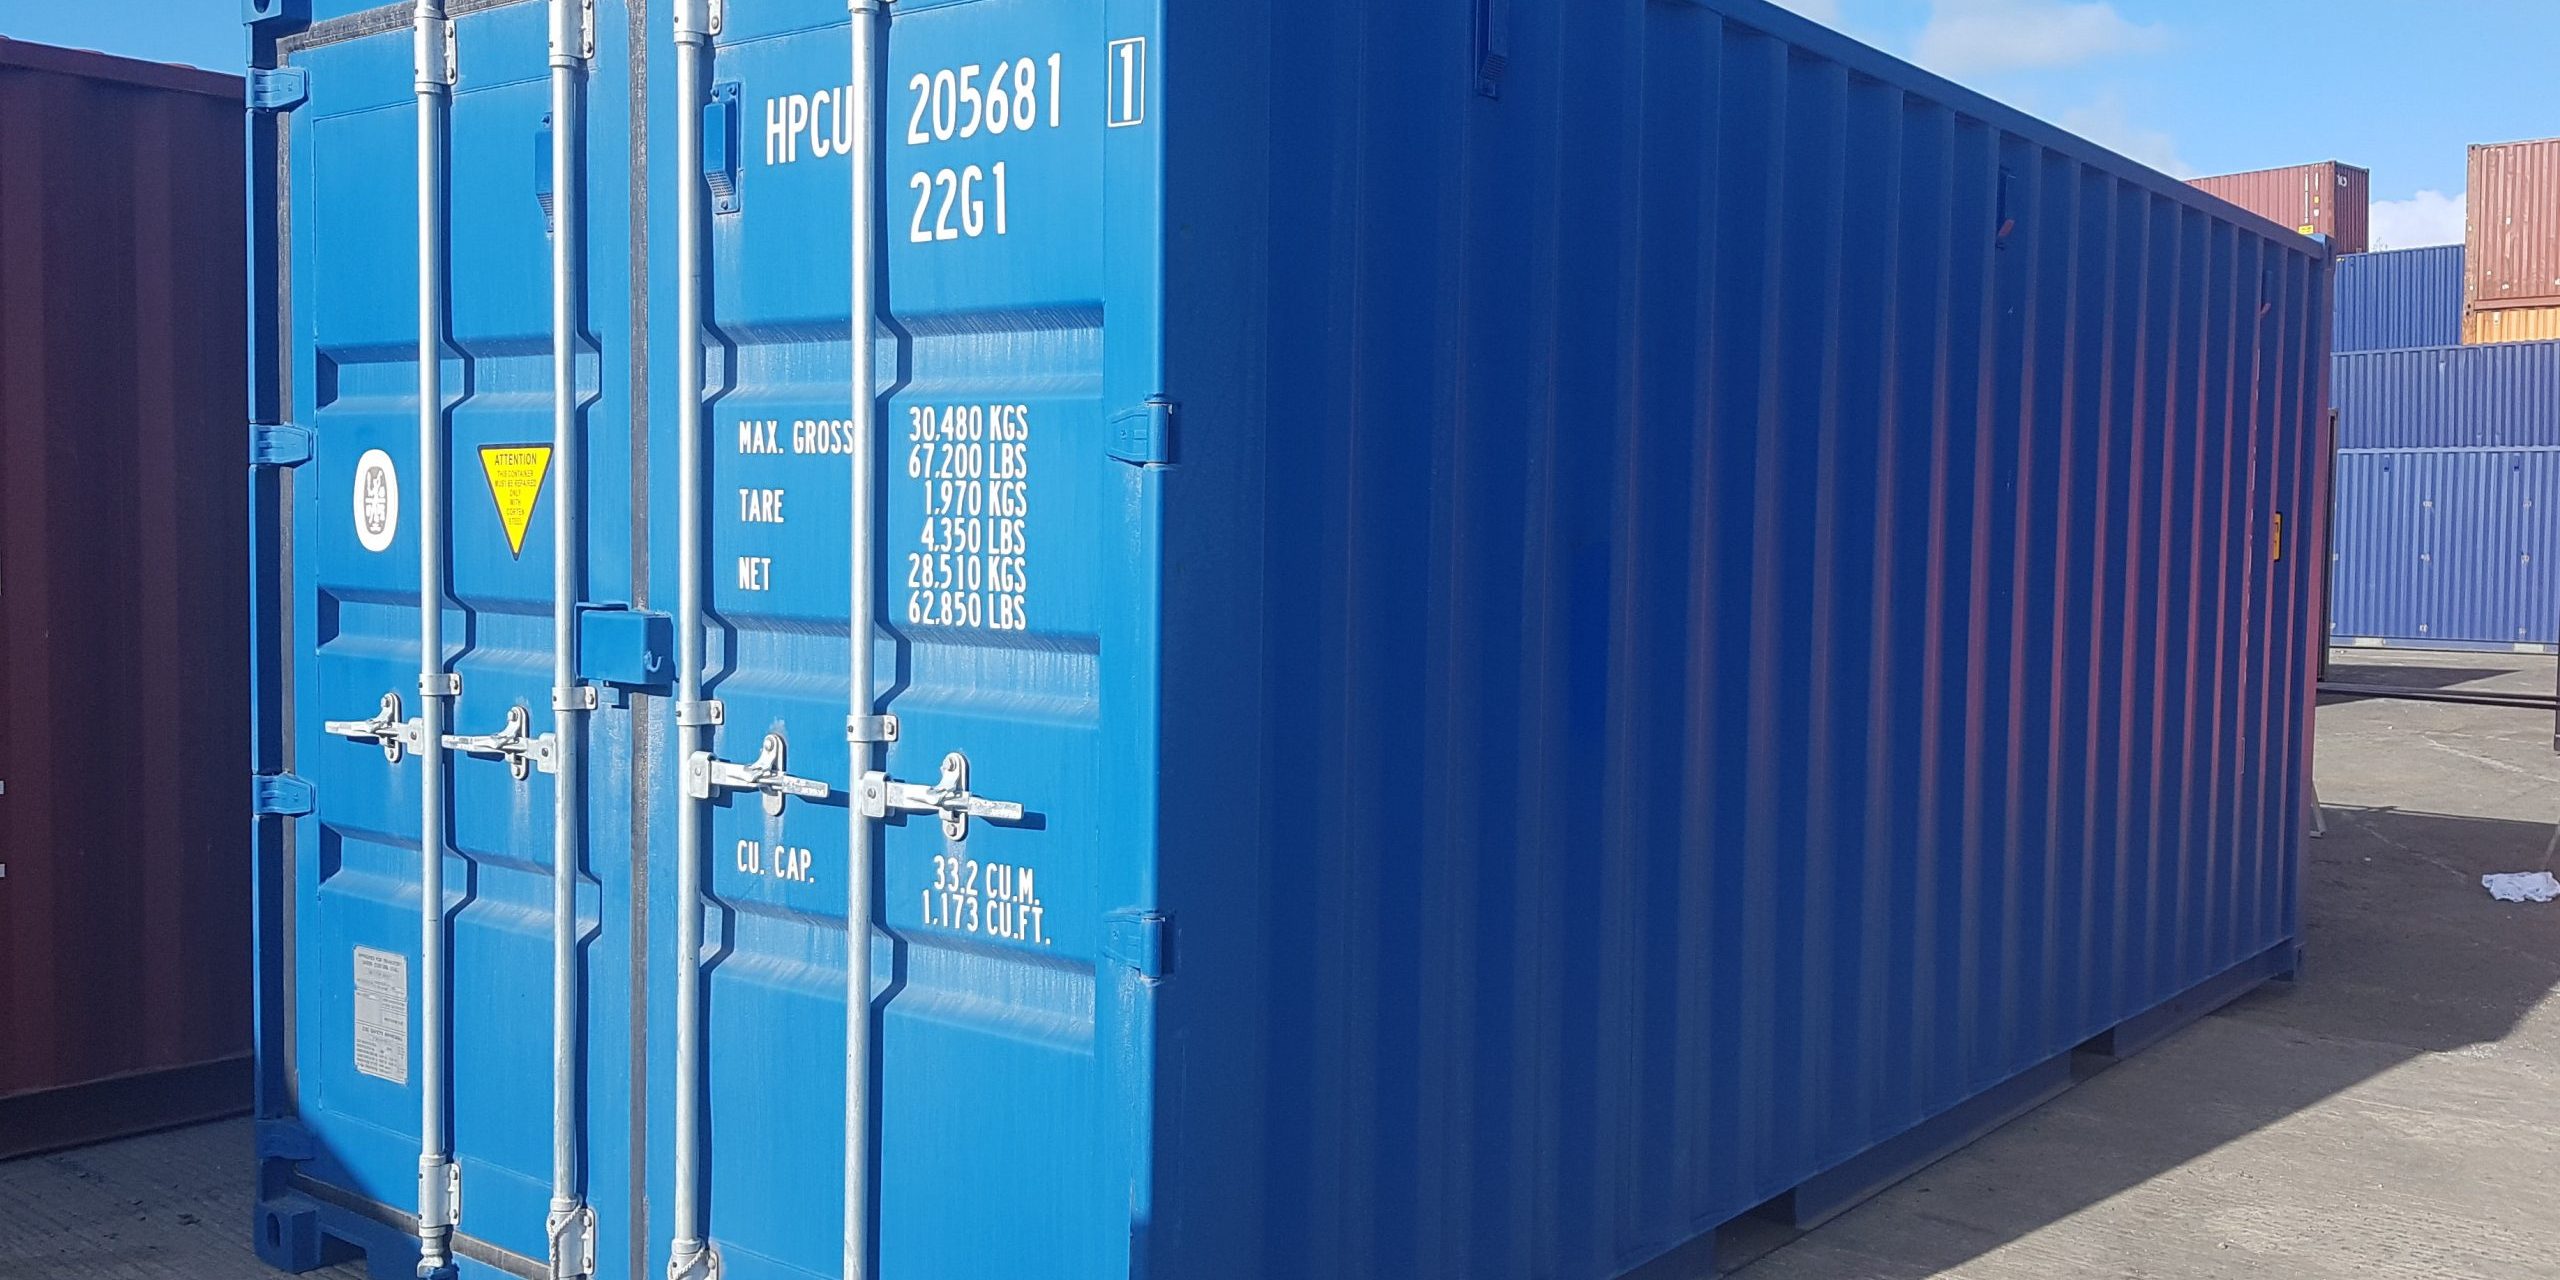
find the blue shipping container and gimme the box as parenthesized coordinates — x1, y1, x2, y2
(2333, 244, 2466, 353)
(246, 1, 2328, 1278)
(2330, 339, 2560, 649)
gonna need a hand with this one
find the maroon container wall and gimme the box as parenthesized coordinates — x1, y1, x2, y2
(0, 40, 250, 1154)
(2467, 137, 2560, 312)
(2189, 162, 2370, 254)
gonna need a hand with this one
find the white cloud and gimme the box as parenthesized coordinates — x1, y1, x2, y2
(2058, 94, 2189, 176)
(2369, 190, 2466, 250)
(1765, 0, 1845, 24)
(1915, 0, 2170, 77)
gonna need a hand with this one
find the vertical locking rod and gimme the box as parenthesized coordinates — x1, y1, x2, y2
(668, 0, 718, 1276)
(844, 3, 885, 1277)
(413, 0, 460, 1273)
(546, 0, 593, 1273)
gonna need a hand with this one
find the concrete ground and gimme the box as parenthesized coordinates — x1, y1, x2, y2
(5, 651, 2557, 1280)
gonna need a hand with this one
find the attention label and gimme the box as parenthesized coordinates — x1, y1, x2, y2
(479, 445, 554, 558)
(352, 946, 409, 1085)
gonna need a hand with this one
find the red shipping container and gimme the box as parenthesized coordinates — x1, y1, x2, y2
(0, 39, 250, 1157)
(2467, 137, 2560, 312)
(2190, 161, 2371, 255)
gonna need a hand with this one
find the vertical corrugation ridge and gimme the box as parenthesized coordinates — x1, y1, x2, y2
(1846, 72, 1909, 1159)
(1668, 10, 1731, 1222)
(1780, 47, 1853, 1180)
(1906, 97, 1958, 1113)
(1954, 116, 2000, 1081)
(1996, 137, 2047, 1069)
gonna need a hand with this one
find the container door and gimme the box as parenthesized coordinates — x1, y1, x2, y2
(256, 3, 644, 1275)
(648, 0, 1163, 1275)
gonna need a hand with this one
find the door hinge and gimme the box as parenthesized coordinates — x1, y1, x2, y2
(1105, 910, 1169, 979)
(250, 422, 314, 468)
(255, 1119, 319, 1164)
(1107, 398, 1176, 466)
(247, 66, 310, 112)
(251, 772, 315, 817)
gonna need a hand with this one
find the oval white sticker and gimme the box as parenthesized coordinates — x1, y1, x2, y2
(353, 448, 399, 553)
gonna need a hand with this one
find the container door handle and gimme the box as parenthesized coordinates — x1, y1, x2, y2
(857, 751, 1025, 842)
(685, 732, 830, 816)
(440, 704, 558, 780)
(323, 692, 428, 763)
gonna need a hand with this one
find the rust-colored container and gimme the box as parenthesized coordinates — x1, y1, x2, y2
(0, 39, 249, 1158)
(2462, 304, 2560, 345)
(2467, 137, 2560, 313)
(2190, 161, 2371, 254)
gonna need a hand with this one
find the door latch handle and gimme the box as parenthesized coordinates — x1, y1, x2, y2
(858, 751, 1024, 841)
(323, 692, 428, 764)
(686, 732, 829, 816)
(441, 704, 557, 781)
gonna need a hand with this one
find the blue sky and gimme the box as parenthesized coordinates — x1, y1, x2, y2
(9, 0, 2551, 247)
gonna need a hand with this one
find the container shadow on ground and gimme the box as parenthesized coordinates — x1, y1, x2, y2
(1720, 801, 2560, 1280)
(2315, 660, 2553, 705)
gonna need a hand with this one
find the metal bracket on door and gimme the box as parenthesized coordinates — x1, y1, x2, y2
(442, 705, 558, 781)
(323, 692, 428, 764)
(545, 1203, 595, 1280)
(685, 733, 829, 816)
(857, 752, 1025, 842)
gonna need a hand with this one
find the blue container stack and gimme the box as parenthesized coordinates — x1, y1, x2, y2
(2330, 245, 2560, 650)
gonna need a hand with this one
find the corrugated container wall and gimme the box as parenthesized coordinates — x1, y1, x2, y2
(2467, 137, 2560, 312)
(2189, 161, 2370, 254)
(2334, 245, 2465, 352)
(2330, 340, 2560, 649)
(246, 1, 2326, 1277)
(0, 40, 249, 1157)
(2463, 304, 2560, 346)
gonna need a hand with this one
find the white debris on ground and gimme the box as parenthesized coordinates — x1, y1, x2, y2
(2481, 872, 2560, 904)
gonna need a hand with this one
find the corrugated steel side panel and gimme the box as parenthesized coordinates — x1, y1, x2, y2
(2329, 451, 2560, 647)
(2467, 137, 2560, 311)
(2329, 339, 2560, 647)
(0, 46, 249, 1142)
(2190, 160, 2369, 254)
(2332, 341, 2560, 449)
(1153, 2, 2326, 1275)
(2334, 245, 2465, 351)
(2463, 304, 2560, 345)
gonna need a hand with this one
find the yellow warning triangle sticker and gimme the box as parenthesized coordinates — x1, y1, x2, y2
(478, 444, 553, 558)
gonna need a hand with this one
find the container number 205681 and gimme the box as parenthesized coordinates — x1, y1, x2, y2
(904, 55, 1058, 244)
(902, 41, 1147, 245)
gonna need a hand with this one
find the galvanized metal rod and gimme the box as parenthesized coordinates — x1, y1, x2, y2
(669, 1, 715, 1275)
(546, 0, 590, 1271)
(843, 5, 884, 1279)
(413, 0, 459, 1274)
